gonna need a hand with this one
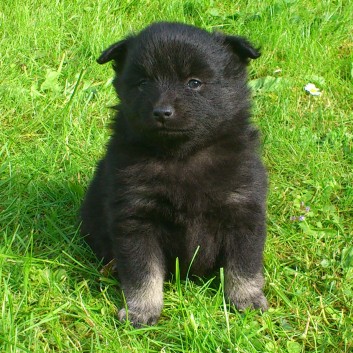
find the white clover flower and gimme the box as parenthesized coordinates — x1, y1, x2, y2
(304, 83, 321, 96)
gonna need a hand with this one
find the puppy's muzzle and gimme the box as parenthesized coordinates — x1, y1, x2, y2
(153, 106, 174, 123)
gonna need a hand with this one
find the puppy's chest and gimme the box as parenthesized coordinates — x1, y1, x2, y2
(119, 159, 221, 218)
(117, 160, 227, 274)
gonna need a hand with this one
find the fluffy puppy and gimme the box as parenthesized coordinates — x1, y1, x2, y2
(81, 22, 268, 326)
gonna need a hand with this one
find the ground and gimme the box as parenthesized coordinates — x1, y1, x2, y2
(1, 0, 352, 352)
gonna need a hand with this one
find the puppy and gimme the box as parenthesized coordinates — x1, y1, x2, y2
(81, 22, 268, 326)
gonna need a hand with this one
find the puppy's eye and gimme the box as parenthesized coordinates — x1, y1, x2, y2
(187, 79, 202, 90)
(138, 80, 148, 90)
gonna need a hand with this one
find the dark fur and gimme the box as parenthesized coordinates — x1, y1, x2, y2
(81, 22, 268, 326)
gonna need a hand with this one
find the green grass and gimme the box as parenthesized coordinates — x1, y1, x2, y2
(1, 0, 353, 352)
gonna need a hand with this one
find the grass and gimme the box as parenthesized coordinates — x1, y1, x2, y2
(1, 0, 352, 352)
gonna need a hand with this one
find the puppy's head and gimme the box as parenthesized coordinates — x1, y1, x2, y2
(97, 22, 260, 147)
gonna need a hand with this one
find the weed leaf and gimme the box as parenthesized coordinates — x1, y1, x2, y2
(41, 69, 61, 93)
(249, 76, 287, 93)
(286, 341, 302, 353)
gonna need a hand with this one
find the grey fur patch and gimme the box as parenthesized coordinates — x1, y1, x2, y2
(225, 191, 250, 205)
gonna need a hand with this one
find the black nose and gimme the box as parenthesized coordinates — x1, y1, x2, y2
(153, 106, 174, 122)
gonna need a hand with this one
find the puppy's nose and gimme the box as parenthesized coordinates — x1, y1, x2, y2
(153, 106, 174, 122)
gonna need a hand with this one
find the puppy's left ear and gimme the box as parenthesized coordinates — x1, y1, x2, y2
(224, 36, 261, 62)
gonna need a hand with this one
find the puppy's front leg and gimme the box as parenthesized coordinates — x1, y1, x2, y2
(112, 223, 165, 326)
(224, 223, 268, 312)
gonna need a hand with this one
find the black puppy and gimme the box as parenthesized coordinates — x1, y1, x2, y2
(81, 22, 268, 326)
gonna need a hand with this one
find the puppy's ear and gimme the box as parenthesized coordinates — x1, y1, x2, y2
(224, 36, 261, 62)
(97, 37, 133, 71)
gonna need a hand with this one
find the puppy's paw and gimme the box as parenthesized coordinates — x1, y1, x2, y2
(230, 288, 268, 312)
(118, 307, 161, 327)
(226, 273, 268, 312)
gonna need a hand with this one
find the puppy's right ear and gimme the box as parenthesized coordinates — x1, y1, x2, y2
(97, 37, 133, 71)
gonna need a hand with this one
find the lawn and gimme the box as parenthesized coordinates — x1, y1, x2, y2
(1, 0, 352, 352)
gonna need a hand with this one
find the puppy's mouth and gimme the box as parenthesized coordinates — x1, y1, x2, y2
(153, 122, 190, 134)
(158, 127, 188, 133)
(156, 127, 191, 135)
(147, 117, 192, 136)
